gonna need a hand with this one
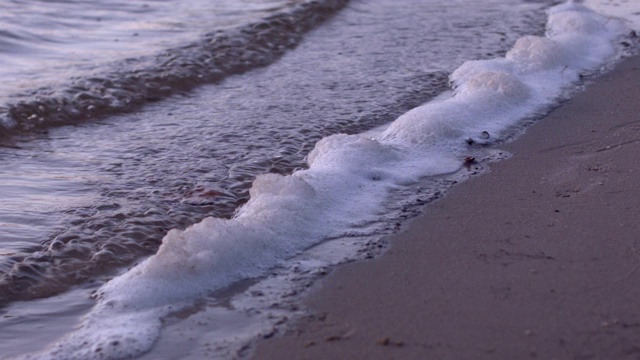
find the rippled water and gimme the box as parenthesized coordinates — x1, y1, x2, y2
(0, 0, 297, 99)
(0, 0, 550, 308)
(0, 0, 350, 135)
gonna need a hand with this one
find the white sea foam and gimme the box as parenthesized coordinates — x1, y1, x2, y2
(21, 2, 630, 359)
(583, 0, 640, 31)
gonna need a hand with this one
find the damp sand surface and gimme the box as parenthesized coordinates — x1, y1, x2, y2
(253, 55, 640, 360)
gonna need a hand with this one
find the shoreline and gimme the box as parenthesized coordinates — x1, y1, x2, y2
(252, 55, 640, 359)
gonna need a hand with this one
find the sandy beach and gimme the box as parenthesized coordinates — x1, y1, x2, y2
(252, 55, 640, 359)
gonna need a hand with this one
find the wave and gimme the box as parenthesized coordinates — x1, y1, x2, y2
(0, 0, 349, 138)
(15, 2, 634, 359)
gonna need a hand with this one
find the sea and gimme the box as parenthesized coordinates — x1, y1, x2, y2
(0, 0, 638, 359)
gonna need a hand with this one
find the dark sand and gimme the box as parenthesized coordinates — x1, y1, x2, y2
(252, 55, 640, 359)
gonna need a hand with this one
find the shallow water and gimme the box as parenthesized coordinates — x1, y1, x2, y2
(0, 286, 94, 359)
(6, 0, 630, 358)
(0, 0, 550, 308)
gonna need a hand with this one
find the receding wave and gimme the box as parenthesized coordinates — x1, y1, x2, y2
(0, 0, 348, 137)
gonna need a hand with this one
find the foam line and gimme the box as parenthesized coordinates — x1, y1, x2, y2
(19, 2, 631, 359)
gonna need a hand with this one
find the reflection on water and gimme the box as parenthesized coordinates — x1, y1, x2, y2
(0, 144, 101, 252)
(0, 285, 95, 358)
(0, 0, 296, 98)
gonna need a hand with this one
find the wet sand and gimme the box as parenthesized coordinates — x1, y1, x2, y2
(252, 55, 640, 359)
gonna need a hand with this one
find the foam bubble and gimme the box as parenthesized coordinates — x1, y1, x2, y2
(307, 134, 401, 178)
(380, 100, 470, 146)
(456, 71, 530, 102)
(583, 0, 640, 31)
(546, 2, 627, 71)
(381, 68, 531, 147)
(548, 5, 607, 36)
(506, 36, 564, 72)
